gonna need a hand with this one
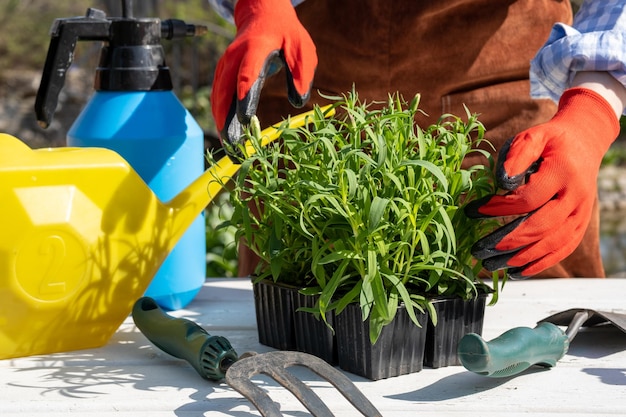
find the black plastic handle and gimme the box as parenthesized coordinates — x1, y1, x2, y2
(34, 8, 110, 128)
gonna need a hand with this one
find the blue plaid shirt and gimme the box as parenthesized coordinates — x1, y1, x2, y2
(210, 0, 626, 109)
(531, 0, 626, 110)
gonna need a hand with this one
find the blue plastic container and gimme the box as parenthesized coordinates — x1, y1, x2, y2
(34, 9, 208, 310)
(68, 91, 206, 310)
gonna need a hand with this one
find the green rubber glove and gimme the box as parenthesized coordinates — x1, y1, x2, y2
(465, 88, 620, 278)
(210, 0, 317, 151)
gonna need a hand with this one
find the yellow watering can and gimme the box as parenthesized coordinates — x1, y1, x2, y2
(0, 108, 329, 359)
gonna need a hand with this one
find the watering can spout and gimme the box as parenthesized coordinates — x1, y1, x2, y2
(165, 107, 334, 248)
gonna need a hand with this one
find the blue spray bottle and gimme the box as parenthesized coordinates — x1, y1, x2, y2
(35, 2, 207, 310)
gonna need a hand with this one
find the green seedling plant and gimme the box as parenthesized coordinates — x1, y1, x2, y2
(214, 91, 504, 343)
(205, 191, 238, 278)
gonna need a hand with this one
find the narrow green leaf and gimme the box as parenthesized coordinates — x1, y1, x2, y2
(368, 196, 389, 232)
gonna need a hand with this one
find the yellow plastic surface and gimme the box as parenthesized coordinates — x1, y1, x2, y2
(0, 107, 329, 359)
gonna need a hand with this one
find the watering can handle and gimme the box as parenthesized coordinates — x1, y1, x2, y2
(457, 322, 569, 377)
(35, 8, 111, 129)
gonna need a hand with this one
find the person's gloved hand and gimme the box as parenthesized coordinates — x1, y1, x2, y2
(465, 87, 620, 279)
(210, 0, 317, 154)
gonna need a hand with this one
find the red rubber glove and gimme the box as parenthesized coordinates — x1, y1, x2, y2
(465, 87, 620, 279)
(210, 0, 317, 152)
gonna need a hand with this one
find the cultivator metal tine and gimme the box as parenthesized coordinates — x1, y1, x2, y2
(225, 351, 383, 417)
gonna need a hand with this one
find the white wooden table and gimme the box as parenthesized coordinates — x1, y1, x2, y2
(1, 278, 625, 416)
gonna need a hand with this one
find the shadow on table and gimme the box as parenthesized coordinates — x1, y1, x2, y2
(582, 367, 626, 386)
(568, 325, 626, 359)
(174, 372, 337, 417)
(385, 367, 551, 403)
(6, 309, 624, 415)
(5, 324, 330, 416)
(566, 326, 626, 387)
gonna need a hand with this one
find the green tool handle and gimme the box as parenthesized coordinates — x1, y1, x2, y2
(132, 297, 238, 381)
(457, 322, 569, 377)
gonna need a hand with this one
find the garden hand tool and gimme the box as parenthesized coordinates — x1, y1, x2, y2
(465, 88, 620, 279)
(132, 297, 382, 417)
(210, 0, 317, 151)
(458, 308, 626, 377)
(0, 107, 329, 360)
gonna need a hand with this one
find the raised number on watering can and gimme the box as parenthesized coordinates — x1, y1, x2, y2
(15, 231, 86, 302)
(37, 235, 67, 296)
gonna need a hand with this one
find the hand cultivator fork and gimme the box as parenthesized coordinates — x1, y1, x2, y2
(132, 297, 382, 417)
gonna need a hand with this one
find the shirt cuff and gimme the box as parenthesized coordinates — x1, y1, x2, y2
(530, 24, 626, 104)
(530, 0, 626, 110)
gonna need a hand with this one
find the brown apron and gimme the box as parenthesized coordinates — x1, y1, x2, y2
(239, 0, 604, 279)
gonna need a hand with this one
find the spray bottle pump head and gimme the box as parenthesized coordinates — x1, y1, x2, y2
(35, 2, 207, 129)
